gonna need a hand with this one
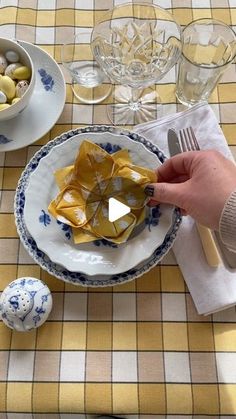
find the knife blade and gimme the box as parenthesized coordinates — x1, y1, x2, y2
(167, 128, 222, 268)
(168, 128, 182, 156)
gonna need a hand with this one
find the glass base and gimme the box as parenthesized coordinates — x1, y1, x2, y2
(107, 86, 162, 125)
(175, 90, 207, 108)
(72, 78, 111, 104)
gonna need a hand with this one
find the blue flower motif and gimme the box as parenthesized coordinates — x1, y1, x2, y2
(96, 142, 121, 154)
(9, 295, 19, 310)
(33, 314, 41, 325)
(38, 69, 46, 77)
(56, 220, 72, 239)
(94, 239, 118, 248)
(26, 279, 37, 285)
(32, 292, 50, 325)
(38, 68, 54, 91)
(39, 210, 51, 226)
(145, 206, 162, 231)
(35, 306, 46, 314)
(0, 134, 12, 144)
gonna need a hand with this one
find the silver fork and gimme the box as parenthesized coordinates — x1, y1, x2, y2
(179, 127, 222, 268)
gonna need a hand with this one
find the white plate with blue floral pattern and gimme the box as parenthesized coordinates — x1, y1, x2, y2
(0, 41, 66, 152)
(15, 126, 181, 285)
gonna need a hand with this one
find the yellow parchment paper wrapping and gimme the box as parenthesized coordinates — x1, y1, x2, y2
(48, 140, 156, 244)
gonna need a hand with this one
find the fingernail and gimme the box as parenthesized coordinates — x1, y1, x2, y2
(144, 185, 154, 197)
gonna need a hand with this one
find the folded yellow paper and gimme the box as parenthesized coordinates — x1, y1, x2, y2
(48, 140, 156, 244)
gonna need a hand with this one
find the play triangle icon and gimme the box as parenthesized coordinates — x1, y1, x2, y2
(108, 197, 130, 222)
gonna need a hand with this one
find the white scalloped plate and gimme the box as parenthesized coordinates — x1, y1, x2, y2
(22, 127, 176, 276)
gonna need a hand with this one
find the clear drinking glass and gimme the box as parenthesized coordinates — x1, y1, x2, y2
(176, 18, 236, 107)
(91, 3, 182, 124)
(61, 32, 111, 104)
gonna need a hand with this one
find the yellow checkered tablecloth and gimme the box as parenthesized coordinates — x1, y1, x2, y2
(0, 0, 236, 417)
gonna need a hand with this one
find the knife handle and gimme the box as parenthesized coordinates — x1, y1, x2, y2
(196, 223, 222, 267)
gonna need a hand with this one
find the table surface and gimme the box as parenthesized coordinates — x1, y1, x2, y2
(0, 0, 236, 417)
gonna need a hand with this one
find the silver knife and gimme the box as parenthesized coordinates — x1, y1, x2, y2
(168, 128, 223, 268)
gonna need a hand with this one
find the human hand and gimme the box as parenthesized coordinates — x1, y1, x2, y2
(145, 150, 236, 230)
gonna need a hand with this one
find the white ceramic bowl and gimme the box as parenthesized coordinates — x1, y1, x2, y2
(0, 38, 35, 121)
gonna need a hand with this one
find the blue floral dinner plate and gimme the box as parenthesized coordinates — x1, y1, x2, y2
(14, 126, 181, 287)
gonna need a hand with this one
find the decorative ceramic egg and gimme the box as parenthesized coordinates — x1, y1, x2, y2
(16, 80, 29, 97)
(12, 65, 31, 80)
(0, 90, 7, 103)
(5, 62, 22, 79)
(12, 97, 20, 105)
(0, 75, 15, 100)
(0, 103, 10, 111)
(0, 277, 53, 332)
(5, 50, 20, 63)
(0, 54, 7, 74)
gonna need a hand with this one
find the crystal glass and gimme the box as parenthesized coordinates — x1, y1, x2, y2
(91, 3, 182, 124)
(61, 32, 111, 104)
(176, 19, 236, 107)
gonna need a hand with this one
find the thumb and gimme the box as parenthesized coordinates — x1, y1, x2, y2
(145, 182, 188, 208)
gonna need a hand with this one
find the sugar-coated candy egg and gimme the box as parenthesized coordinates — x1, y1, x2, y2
(16, 80, 29, 97)
(5, 63, 22, 79)
(0, 54, 7, 74)
(0, 91, 7, 103)
(0, 75, 16, 100)
(5, 50, 20, 63)
(13, 66, 31, 80)
(0, 103, 10, 111)
(12, 97, 21, 105)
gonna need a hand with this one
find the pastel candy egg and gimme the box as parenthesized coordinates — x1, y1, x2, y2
(0, 91, 7, 103)
(12, 97, 21, 105)
(5, 63, 22, 79)
(0, 75, 16, 100)
(5, 50, 20, 63)
(0, 103, 10, 111)
(16, 80, 29, 97)
(13, 66, 31, 80)
(0, 54, 7, 74)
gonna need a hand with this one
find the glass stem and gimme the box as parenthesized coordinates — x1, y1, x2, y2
(129, 88, 143, 109)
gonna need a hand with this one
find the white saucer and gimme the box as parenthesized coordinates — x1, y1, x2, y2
(0, 41, 66, 152)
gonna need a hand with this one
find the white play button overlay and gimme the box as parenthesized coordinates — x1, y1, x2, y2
(108, 197, 130, 222)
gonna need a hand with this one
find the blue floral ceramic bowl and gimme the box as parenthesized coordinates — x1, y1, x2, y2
(0, 38, 35, 121)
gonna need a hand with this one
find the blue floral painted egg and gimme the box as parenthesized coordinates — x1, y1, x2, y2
(0, 277, 52, 331)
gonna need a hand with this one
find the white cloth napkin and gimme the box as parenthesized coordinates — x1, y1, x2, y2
(134, 102, 236, 316)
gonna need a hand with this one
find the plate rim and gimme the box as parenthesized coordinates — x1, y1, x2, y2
(0, 40, 66, 152)
(14, 125, 182, 287)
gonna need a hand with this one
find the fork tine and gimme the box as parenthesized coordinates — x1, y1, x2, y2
(186, 127, 195, 151)
(179, 130, 187, 152)
(179, 127, 200, 152)
(189, 126, 200, 151)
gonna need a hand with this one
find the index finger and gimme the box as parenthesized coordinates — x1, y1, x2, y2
(157, 151, 197, 182)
